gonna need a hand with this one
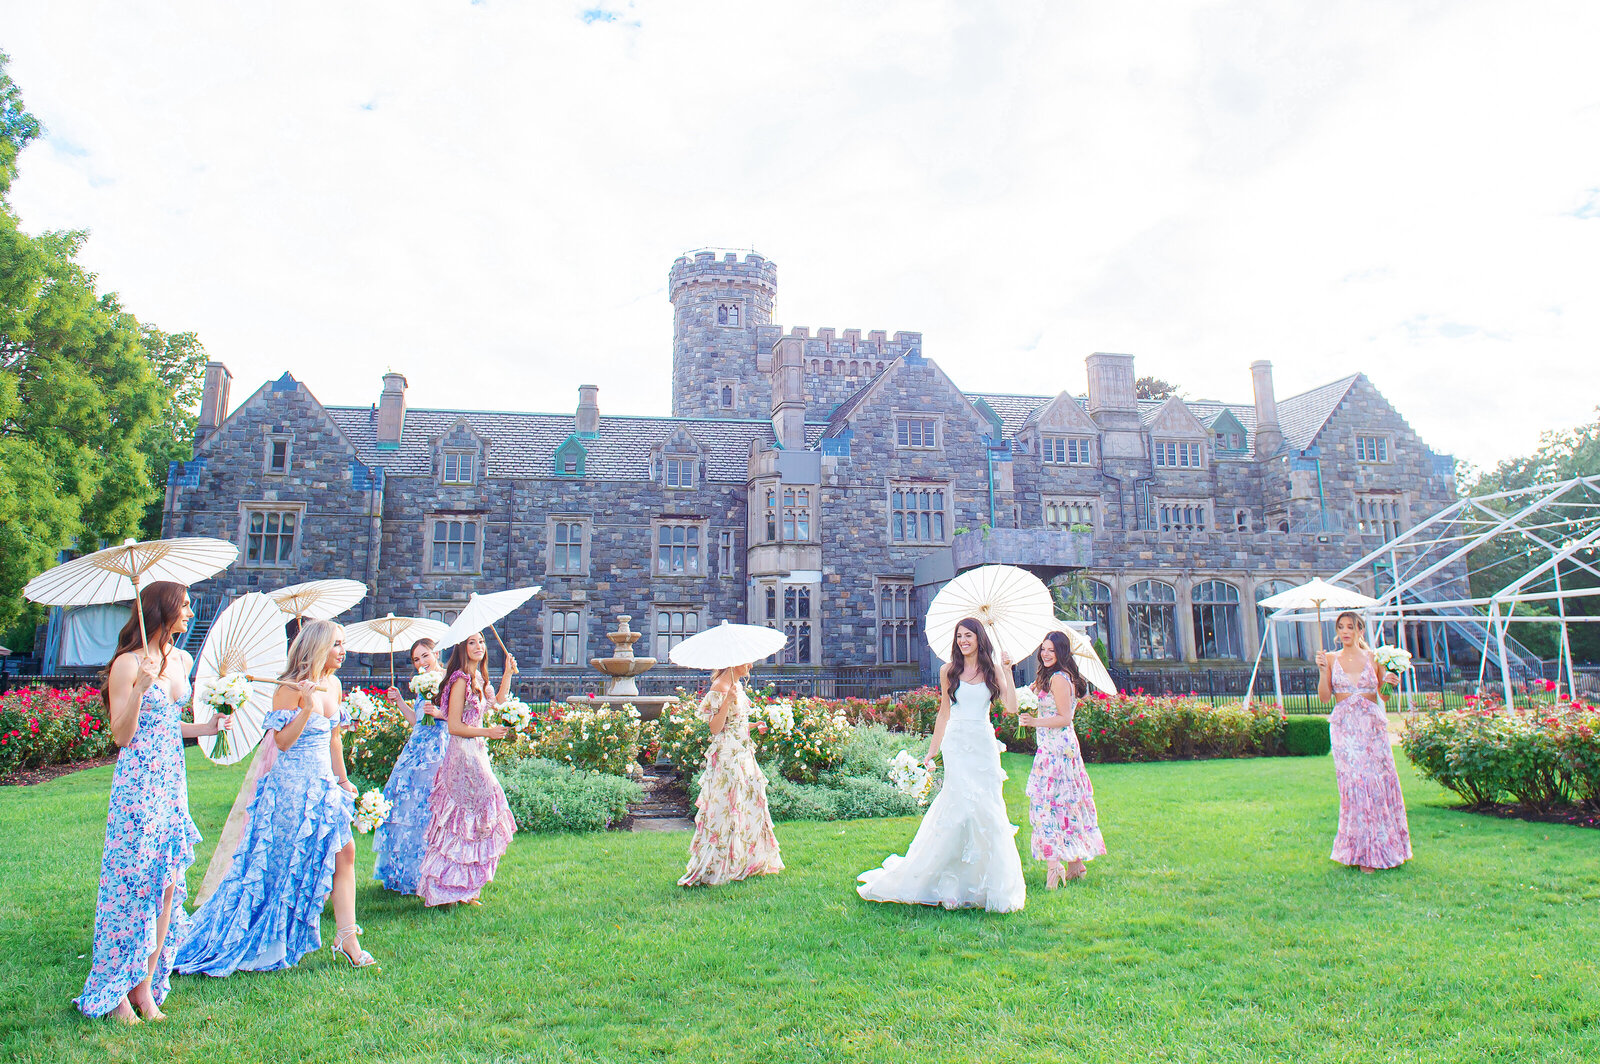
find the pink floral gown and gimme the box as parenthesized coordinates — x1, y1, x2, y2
(679, 683, 784, 887)
(1025, 686, 1107, 864)
(417, 672, 517, 905)
(1329, 655, 1412, 869)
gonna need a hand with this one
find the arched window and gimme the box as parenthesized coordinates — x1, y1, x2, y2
(1070, 579, 1115, 660)
(716, 305, 727, 325)
(1192, 580, 1243, 659)
(1235, 508, 1251, 532)
(876, 361, 885, 373)
(1127, 580, 1178, 660)
(824, 360, 833, 375)
(1255, 580, 1309, 659)
(721, 385, 734, 409)
(810, 359, 820, 373)
(849, 360, 860, 376)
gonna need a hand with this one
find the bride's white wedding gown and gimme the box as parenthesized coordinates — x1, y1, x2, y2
(857, 679, 1026, 912)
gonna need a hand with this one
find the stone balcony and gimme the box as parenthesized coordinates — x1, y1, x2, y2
(950, 527, 1094, 577)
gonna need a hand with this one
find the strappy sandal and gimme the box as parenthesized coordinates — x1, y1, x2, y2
(332, 924, 379, 970)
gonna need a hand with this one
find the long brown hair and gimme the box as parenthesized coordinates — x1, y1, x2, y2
(434, 635, 493, 709)
(100, 581, 190, 708)
(945, 618, 1001, 703)
(1035, 630, 1088, 700)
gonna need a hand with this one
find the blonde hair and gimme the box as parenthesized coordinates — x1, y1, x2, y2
(282, 620, 343, 682)
(1334, 611, 1370, 651)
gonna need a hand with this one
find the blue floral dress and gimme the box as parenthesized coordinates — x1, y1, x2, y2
(174, 706, 354, 976)
(373, 695, 449, 895)
(75, 674, 201, 1017)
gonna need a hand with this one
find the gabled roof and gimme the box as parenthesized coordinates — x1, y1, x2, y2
(325, 407, 775, 482)
(966, 392, 1050, 437)
(1276, 374, 1360, 451)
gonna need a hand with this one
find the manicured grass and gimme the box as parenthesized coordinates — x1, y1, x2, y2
(2, 749, 1596, 1063)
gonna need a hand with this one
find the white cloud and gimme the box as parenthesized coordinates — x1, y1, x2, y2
(4, 0, 1597, 467)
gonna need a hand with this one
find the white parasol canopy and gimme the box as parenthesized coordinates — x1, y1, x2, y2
(1046, 622, 1118, 696)
(926, 565, 1055, 664)
(668, 620, 787, 670)
(437, 586, 541, 654)
(344, 613, 451, 686)
(1257, 578, 1378, 652)
(267, 579, 367, 621)
(23, 536, 238, 647)
(192, 593, 289, 765)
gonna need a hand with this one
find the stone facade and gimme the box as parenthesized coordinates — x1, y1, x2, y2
(164, 250, 1458, 679)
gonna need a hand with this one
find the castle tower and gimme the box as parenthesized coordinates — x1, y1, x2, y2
(668, 250, 778, 419)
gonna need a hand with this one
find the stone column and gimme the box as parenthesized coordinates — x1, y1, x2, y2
(1177, 575, 1198, 663)
(1111, 575, 1134, 665)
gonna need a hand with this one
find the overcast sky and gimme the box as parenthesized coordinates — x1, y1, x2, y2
(4, 1, 1597, 471)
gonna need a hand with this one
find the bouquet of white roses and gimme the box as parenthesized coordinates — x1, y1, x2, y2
(1015, 686, 1040, 716)
(200, 673, 252, 760)
(887, 749, 936, 806)
(1372, 645, 1413, 701)
(353, 788, 393, 833)
(498, 696, 534, 734)
(410, 667, 444, 699)
(341, 689, 379, 725)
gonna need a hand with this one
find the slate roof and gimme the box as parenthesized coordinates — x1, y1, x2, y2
(325, 407, 777, 483)
(966, 392, 1052, 438)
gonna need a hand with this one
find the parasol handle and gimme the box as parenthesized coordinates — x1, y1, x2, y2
(130, 569, 150, 652)
(243, 674, 301, 688)
(489, 623, 510, 657)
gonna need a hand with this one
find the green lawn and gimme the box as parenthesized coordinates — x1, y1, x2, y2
(1, 749, 1596, 1064)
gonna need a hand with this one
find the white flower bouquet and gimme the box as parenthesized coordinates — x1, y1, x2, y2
(498, 696, 534, 734)
(341, 689, 379, 725)
(1372, 645, 1414, 700)
(200, 672, 252, 760)
(887, 749, 936, 807)
(353, 788, 393, 833)
(1015, 686, 1040, 715)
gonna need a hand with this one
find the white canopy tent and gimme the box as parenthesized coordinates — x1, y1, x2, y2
(1246, 476, 1600, 712)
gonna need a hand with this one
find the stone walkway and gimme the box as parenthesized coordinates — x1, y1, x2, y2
(625, 765, 694, 832)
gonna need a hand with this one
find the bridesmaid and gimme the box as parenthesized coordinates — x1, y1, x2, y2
(416, 632, 518, 907)
(679, 661, 784, 887)
(1316, 611, 1412, 873)
(75, 582, 231, 1023)
(1019, 631, 1106, 887)
(176, 620, 376, 973)
(373, 637, 449, 895)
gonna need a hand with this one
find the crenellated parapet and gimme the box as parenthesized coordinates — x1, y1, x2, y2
(668, 249, 778, 302)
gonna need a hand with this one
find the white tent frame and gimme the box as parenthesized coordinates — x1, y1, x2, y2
(1245, 475, 1600, 712)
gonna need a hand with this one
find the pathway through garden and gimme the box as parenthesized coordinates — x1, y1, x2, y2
(624, 765, 693, 831)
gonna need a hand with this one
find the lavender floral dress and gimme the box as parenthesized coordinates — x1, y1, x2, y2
(75, 674, 201, 1017)
(373, 695, 449, 895)
(417, 672, 516, 906)
(1329, 656, 1412, 869)
(1025, 686, 1107, 865)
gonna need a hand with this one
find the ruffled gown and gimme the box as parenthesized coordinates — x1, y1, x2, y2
(858, 679, 1025, 912)
(1025, 687, 1107, 864)
(75, 673, 201, 1016)
(174, 708, 354, 975)
(679, 683, 784, 887)
(372, 695, 449, 895)
(417, 673, 516, 905)
(1329, 656, 1412, 869)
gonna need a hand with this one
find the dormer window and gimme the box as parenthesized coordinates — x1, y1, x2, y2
(563, 456, 579, 474)
(442, 450, 475, 485)
(716, 303, 741, 327)
(664, 455, 696, 490)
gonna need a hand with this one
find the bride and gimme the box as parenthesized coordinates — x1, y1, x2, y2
(857, 618, 1026, 912)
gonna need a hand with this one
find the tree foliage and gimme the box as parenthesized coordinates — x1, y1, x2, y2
(1135, 376, 1183, 401)
(1465, 410, 1600, 663)
(0, 54, 206, 633)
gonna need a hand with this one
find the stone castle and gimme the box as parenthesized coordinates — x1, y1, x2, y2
(161, 249, 1457, 678)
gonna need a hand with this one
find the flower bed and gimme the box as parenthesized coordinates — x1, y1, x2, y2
(1401, 701, 1600, 815)
(343, 688, 413, 789)
(0, 685, 114, 778)
(647, 690, 853, 781)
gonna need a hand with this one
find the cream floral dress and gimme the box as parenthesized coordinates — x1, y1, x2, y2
(679, 682, 784, 887)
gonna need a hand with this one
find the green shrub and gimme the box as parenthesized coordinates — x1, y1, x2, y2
(1401, 706, 1600, 811)
(1282, 717, 1331, 757)
(343, 689, 412, 790)
(0, 685, 114, 777)
(498, 757, 643, 833)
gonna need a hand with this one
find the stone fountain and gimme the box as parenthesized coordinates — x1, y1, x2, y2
(566, 615, 679, 721)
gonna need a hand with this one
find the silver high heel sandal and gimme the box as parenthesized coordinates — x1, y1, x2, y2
(332, 924, 379, 970)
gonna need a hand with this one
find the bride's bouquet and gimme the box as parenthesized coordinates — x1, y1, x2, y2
(1015, 686, 1040, 716)
(353, 788, 393, 833)
(199, 673, 251, 760)
(409, 668, 445, 723)
(341, 689, 379, 726)
(1372, 645, 1414, 701)
(887, 749, 936, 807)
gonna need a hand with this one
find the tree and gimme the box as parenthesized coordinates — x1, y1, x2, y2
(1135, 376, 1183, 401)
(0, 55, 205, 632)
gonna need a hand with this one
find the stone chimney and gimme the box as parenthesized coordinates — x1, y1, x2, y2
(1251, 360, 1284, 457)
(376, 372, 407, 448)
(770, 334, 806, 450)
(195, 361, 232, 441)
(1085, 352, 1137, 415)
(576, 384, 600, 436)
